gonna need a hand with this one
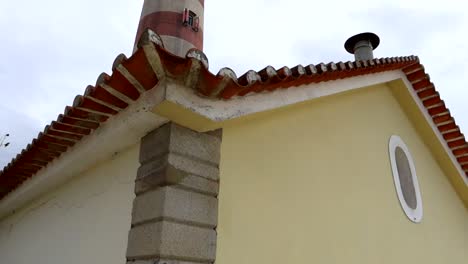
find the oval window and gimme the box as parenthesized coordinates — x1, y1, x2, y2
(389, 135, 423, 223)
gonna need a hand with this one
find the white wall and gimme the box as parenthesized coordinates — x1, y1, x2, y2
(0, 144, 139, 264)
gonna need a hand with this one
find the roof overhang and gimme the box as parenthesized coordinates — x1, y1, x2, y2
(154, 70, 468, 207)
(389, 77, 468, 206)
(1, 30, 467, 218)
(155, 70, 405, 131)
(0, 86, 169, 219)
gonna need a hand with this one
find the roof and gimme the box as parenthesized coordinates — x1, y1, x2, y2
(0, 29, 467, 200)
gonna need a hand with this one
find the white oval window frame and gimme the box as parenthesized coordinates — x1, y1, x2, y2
(389, 135, 423, 223)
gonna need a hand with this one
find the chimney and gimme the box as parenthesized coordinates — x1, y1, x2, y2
(134, 0, 205, 56)
(344, 32, 380, 61)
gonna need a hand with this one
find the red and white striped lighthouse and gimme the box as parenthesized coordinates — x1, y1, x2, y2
(134, 0, 205, 57)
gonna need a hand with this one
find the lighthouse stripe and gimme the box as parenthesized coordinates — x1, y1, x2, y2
(135, 11, 203, 51)
(140, 0, 204, 20)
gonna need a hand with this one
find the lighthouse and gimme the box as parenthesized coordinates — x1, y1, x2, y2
(135, 0, 205, 57)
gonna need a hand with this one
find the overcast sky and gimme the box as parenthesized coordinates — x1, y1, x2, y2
(1, 0, 467, 167)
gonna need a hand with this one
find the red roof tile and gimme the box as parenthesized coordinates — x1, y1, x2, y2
(0, 30, 467, 199)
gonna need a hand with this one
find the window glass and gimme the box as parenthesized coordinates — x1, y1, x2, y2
(389, 135, 423, 223)
(395, 147, 417, 209)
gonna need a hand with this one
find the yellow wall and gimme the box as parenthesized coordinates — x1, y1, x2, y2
(217, 85, 468, 264)
(0, 144, 139, 264)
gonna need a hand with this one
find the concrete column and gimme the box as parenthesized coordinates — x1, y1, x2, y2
(134, 0, 205, 57)
(126, 123, 221, 264)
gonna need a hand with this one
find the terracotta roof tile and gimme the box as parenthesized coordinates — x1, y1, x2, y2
(0, 30, 467, 200)
(58, 115, 100, 130)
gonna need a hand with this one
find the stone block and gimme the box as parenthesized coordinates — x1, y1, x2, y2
(131, 187, 165, 223)
(169, 124, 221, 165)
(127, 261, 156, 264)
(168, 153, 219, 181)
(155, 259, 204, 264)
(127, 259, 204, 264)
(126, 221, 216, 262)
(140, 123, 221, 165)
(166, 168, 219, 196)
(135, 157, 219, 196)
(132, 186, 218, 227)
(138, 153, 219, 181)
(140, 123, 171, 164)
(137, 154, 168, 181)
(206, 129, 223, 139)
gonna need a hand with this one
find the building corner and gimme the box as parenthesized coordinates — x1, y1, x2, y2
(126, 122, 222, 264)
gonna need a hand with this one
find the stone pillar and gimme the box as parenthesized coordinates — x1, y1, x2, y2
(126, 122, 221, 264)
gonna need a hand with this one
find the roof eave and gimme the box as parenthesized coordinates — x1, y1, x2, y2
(157, 71, 468, 207)
(1, 29, 467, 214)
(389, 78, 468, 207)
(154, 70, 407, 131)
(0, 83, 169, 220)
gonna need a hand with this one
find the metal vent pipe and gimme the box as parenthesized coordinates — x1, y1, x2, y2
(345, 32, 380, 61)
